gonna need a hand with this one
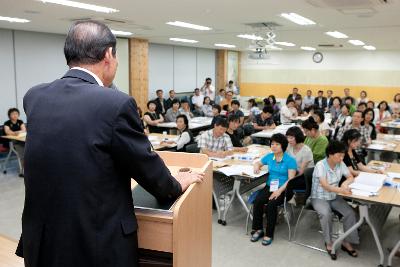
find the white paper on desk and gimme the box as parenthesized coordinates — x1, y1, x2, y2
(351, 189, 377, 197)
(148, 136, 158, 141)
(387, 172, 400, 179)
(217, 165, 267, 178)
(349, 172, 386, 195)
(368, 144, 387, 150)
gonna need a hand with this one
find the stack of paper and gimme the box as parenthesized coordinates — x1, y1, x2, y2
(217, 165, 267, 178)
(349, 172, 386, 197)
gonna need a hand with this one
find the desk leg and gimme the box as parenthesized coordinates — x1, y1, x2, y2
(332, 204, 384, 266)
(388, 239, 400, 267)
(220, 180, 241, 225)
(234, 182, 251, 217)
(2, 142, 16, 174)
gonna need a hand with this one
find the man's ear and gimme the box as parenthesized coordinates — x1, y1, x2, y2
(104, 47, 114, 63)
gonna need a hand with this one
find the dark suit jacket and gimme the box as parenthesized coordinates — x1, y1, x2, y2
(16, 69, 182, 267)
(154, 98, 168, 115)
(287, 94, 302, 101)
(327, 97, 334, 109)
(314, 97, 327, 109)
(165, 97, 176, 111)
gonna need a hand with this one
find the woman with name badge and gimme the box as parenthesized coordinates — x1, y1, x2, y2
(251, 133, 297, 246)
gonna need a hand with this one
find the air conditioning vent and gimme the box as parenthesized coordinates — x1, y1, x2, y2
(318, 44, 344, 48)
(244, 22, 282, 28)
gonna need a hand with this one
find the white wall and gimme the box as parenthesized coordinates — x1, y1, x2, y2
(0, 29, 130, 122)
(148, 43, 215, 98)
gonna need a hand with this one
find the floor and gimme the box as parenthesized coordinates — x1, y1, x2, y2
(1, 158, 400, 267)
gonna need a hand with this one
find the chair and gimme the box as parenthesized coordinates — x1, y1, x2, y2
(184, 143, 200, 153)
(291, 167, 342, 252)
(245, 179, 296, 241)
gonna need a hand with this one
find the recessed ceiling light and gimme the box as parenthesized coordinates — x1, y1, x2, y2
(111, 30, 133, 36)
(301, 46, 316, 51)
(363, 45, 376, 50)
(325, 31, 348, 39)
(214, 43, 236, 48)
(0, 16, 30, 23)
(237, 34, 263, 40)
(169, 38, 198, 43)
(275, 41, 296, 47)
(348, 40, 365, 46)
(39, 0, 118, 13)
(166, 21, 211, 31)
(280, 13, 316, 25)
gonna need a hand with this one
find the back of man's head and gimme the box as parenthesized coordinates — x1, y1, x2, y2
(64, 20, 116, 67)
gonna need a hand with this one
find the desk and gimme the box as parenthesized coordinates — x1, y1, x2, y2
(0, 235, 23, 267)
(332, 161, 400, 266)
(148, 133, 177, 151)
(251, 124, 296, 139)
(212, 144, 271, 225)
(157, 117, 212, 133)
(131, 152, 212, 267)
(1, 134, 25, 174)
(366, 134, 400, 154)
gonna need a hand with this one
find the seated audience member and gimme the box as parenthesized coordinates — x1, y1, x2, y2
(165, 89, 176, 111)
(367, 100, 375, 110)
(220, 91, 233, 112)
(226, 115, 248, 152)
(248, 98, 261, 120)
(310, 140, 358, 260)
(252, 106, 276, 132)
(201, 96, 213, 117)
(211, 104, 222, 127)
(285, 126, 314, 198)
(225, 80, 238, 95)
(192, 88, 205, 114)
(312, 109, 330, 137)
(336, 110, 371, 155)
(326, 90, 334, 110)
(362, 108, 377, 140)
(280, 99, 298, 123)
(268, 95, 280, 114)
(251, 133, 297, 246)
(374, 101, 392, 132)
(390, 93, 400, 118)
(179, 99, 194, 121)
(357, 102, 367, 113)
(215, 89, 225, 105)
(154, 89, 168, 115)
(162, 115, 194, 152)
(302, 117, 329, 163)
(334, 104, 352, 135)
(342, 129, 384, 177)
(330, 97, 342, 123)
(302, 90, 315, 111)
(287, 87, 302, 102)
(314, 90, 327, 110)
(143, 100, 164, 133)
(357, 90, 368, 105)
(341, 88, 355, 106)
(198, 117, 233, 158)
(4, 108, 26, 176)
(295, 98, 303, 115)
(229, 100, 245, 126)
(164, 99, 181, 122)
(344, 97, 356, 115)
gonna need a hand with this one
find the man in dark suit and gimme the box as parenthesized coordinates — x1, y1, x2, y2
(314, 90, 327, 110)
(286, 87, 302, 102)
(16, 20, 203, 267)
(165, 89, 176, 111)
(154, 89, 168, 115)
(326, 89, 334, 110)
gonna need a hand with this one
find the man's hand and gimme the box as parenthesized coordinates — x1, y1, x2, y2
(175, 171, 205, 192)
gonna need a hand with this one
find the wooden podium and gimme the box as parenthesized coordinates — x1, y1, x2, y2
(131, 152, 213, 267)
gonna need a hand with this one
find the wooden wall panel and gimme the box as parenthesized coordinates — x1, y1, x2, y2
(216, 50, 227, 90)
(129, 38, 149, 111)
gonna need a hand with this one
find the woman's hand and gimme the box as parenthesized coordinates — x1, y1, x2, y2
(253, 164, 261, 174)
(269, 190, 282, 200)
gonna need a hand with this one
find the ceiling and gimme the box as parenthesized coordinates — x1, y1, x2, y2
(1, 0, 400, 51)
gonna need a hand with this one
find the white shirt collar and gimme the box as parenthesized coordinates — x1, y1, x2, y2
(71, 67, 104, 87)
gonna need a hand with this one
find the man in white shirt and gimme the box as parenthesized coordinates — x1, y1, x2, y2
(280, 99, 298, 123)
(191, 88, 204, 116)
(225, 80, 238, 95)
(302, 90, 315, 110)
(200, 77, 215, 101)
